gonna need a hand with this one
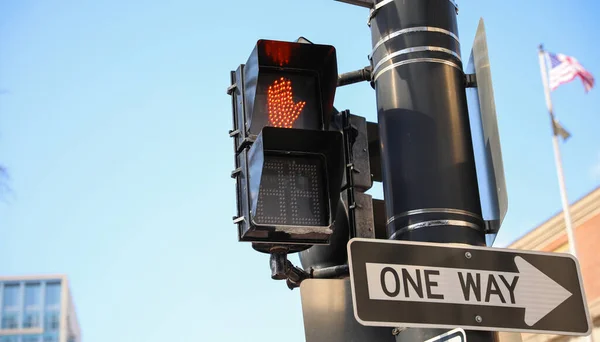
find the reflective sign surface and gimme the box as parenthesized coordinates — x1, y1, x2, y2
(466, 18, 507, 242)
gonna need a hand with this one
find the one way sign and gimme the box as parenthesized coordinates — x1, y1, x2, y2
(348, 238, 591, 336)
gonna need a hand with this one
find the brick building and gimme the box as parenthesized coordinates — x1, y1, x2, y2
(509, 186, 600, 342)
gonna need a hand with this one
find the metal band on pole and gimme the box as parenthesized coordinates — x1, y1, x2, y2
(371, 26, 460, 56)
(388, 219, 483, 240)
(373, 57, 462, 81)
(386, 208, 483, 225)
(372, 46, 462, 75)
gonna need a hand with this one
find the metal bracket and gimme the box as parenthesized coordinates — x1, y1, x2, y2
(465, 73, 477, 88)
(347, 163, 362, 174)
(230, 168, 242, 178)
(226, 83, 237, 95)
(337, 66, 373, 87)
(392, 327, 407, 336)
(367, 0, 394, 26)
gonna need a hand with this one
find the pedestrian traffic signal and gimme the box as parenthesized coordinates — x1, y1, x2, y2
(232, 39, 338, 147)
(229, 39, 344, 253)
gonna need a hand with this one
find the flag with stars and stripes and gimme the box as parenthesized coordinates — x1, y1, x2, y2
(547, 52, 595, 93)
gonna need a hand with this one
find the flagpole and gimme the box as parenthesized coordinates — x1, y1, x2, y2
(538, 45, 594, 342)
(537, 45, 579, 257)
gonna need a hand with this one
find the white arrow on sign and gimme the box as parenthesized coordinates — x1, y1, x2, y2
(366, 256, 572, 326)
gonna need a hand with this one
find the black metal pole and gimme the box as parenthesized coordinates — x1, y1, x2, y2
(369, 0, 496, 341)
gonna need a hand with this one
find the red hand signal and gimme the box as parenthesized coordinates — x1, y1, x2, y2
(267, 77, 306, 128)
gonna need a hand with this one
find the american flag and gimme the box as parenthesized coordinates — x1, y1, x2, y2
(547, 52, 595, 92)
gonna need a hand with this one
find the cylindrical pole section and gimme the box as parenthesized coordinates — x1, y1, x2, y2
(369, 0, 495, 341)
(370, 0, 485, 245)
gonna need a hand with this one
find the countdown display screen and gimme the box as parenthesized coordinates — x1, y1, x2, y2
(250, 70, 322, 133)
(254, 153, 328, 227)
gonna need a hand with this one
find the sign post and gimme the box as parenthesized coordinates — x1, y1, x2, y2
(348, 238, 592, 336)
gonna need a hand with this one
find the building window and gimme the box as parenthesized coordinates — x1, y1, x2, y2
(0, 337, 18, 342)
(25, 283, 41, 308)
(23, 283, 42, 328)
(1, 312, 18, 329)
(44, 282, 61, 332)
(22, 336, 41, 342)
(44, 282, 61, 310)
(2, 284, 20, 310)
(44, 311, 60, 331)
(3, 283, 21, 329)
(43, 334, 58, 342)
(23, 311, 41, 328)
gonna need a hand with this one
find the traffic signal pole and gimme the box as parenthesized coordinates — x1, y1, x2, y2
(368, 1, 497, 341)
(228, 6, 591, 340)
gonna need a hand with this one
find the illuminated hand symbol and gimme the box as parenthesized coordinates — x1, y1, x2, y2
(267, 77, 306, 128)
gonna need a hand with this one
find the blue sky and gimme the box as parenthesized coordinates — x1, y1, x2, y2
(1, 1, 599, 341)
